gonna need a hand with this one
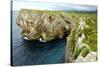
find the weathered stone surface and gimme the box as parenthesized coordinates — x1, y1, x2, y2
(16, 9, 72, 42)
(75, 51, 97, 62)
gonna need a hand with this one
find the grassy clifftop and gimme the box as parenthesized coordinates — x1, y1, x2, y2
(65, 12, 97, 62)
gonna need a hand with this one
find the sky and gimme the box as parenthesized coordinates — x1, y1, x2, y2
(12, 1, 97, 11)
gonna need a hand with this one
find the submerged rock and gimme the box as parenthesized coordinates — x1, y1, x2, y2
(16, 9, 72, 42)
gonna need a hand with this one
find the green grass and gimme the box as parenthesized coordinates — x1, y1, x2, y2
(21, 9, 65, 15)
(81, 47, 90, 57)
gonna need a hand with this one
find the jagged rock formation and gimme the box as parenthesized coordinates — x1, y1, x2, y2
(16, 9, 72, 42)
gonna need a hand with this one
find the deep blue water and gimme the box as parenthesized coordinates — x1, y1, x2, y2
(11, 11, 67, 66)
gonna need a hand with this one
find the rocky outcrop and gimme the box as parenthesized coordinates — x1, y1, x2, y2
(16, 9, 72, 42)
(65, 15, 97, 63)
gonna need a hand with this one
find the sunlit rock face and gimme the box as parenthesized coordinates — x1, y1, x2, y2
(16, 9, 72, 42)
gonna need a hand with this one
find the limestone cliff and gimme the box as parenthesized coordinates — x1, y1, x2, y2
(16, 9, 72, 42)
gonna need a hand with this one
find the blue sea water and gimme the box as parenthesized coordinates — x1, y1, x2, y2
(11, 11, 67, 66)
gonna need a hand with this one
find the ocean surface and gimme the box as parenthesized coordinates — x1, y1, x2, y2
(11, 11, 67, 66)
